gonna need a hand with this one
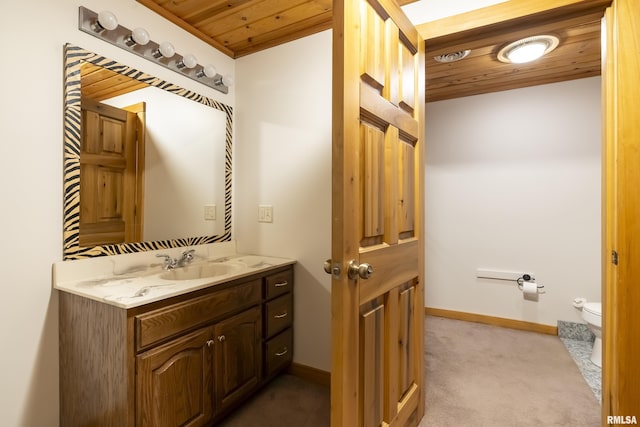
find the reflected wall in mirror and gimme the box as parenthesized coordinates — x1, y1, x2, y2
(63, 44, 232, 259)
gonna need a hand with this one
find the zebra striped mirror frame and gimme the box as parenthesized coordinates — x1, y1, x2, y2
(62, 44, 232, 259)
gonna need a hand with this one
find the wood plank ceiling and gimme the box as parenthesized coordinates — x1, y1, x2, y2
(422, 1, 608, 102)
(81, 63, 149, 101)
(135, 0, 608, 101)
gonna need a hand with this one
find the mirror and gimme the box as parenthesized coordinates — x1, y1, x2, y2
(63, 44, 232, 259)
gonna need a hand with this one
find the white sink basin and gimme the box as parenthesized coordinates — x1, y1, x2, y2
(160, 262, 243, 281)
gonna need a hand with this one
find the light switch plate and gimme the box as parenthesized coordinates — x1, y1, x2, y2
(258, 205, 273, 223)
(204, 204, 216, 221)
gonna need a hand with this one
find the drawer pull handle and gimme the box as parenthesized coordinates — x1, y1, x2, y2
(274, 281, 288, 287)
(275, 347, 288, 357)
(274, 311, 288, 319)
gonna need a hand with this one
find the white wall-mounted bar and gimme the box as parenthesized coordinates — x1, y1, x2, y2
(78, 6, 229, 94)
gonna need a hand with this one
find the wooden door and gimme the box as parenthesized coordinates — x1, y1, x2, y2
(80, 97, 139, 246)
(602, 0, 640, 419)
(136, 327, 214, 427)
(331, 0, 425, 426)
(213, 306, 262, 413)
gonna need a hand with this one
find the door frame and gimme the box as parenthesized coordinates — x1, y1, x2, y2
(414, 0, 639, 420)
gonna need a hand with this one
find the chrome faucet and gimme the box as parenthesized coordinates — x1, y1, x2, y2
(156, 249, 196, 270)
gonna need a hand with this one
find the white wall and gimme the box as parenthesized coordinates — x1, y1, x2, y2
(425, 77, 602, 326)
(105, 87, 227, 240)
(0, 1, 234, 425)
(235, 31, 333, 371)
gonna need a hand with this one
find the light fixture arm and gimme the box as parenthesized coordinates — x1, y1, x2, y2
(78, 6, 229, 94)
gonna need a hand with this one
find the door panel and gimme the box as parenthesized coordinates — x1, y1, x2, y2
(332, 0, 425, 425)
(136, 327, 213, 427)
(213, 306, 261, 413)
(80, 97, 139, 246)
(360, 300, 385, 427)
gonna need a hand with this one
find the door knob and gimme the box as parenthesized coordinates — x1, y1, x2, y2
(323, 259, 341, 277)
(348, 260, 373, 280)
(323, 259, 332, 274)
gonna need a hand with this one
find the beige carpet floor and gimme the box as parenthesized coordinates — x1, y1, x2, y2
(218, 316, 600, 426)
(422, 316, 600, 426)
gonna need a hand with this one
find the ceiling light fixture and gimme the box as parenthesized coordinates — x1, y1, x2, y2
(498, 35, 560, 64)
(78, 6, 230, 94)
(434, 50, 471, 63)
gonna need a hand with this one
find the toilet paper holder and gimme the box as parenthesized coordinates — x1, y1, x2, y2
(516, 274, 544, 291)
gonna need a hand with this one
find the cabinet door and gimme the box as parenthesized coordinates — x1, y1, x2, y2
(137, 327, 214, 427)
(213, 306, 262, 413)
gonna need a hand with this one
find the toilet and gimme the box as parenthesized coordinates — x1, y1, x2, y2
(582, 302, 602, 367)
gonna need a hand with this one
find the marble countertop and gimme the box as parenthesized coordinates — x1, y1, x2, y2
(53, 242, 295, 309)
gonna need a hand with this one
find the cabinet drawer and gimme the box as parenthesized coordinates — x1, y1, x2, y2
(265, 269, 292, 299)
(265, 294, 292, 338)
(265, 328, 292, 377)
(136, 279, 261, 350)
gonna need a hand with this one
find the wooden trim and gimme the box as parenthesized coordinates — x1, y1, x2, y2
(288, 363, 331, 388)
(602, 0, 640, 417)
(425, 307, 558, 336)
(417, 0, 612, 41)
(602, 7, 616, 420)
(331, 1, 362, 425)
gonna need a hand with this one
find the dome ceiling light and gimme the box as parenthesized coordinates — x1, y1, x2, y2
(497, 35, 560, 64)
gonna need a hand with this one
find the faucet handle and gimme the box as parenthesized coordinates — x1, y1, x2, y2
(156, 254, 176, 270)
(182, 249, 195, 262)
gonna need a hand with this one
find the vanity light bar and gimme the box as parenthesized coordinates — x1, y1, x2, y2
(78, 6, 229, 94)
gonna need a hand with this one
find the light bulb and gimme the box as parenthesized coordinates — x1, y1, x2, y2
(125, 27, 150, 46)
(153, 41, 175, 59)
(197, 64, 217, 78)
(497, 35, 559, 64)
(177, 54, 198, 69)
(132, 28, 150, 45)
(221, 75, 234, 87)
(95, 10, 118, 32)
(507, 42, 547, 64)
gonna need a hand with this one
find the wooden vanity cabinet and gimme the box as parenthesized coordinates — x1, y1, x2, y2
(59, 265, 293, 427)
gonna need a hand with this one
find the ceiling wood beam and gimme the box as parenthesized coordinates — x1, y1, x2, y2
(417, 0, 612, 41)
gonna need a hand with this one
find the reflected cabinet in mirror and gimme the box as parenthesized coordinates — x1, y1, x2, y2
(63, 44, 232, 259)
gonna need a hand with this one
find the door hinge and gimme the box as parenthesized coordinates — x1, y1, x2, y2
(612, 250, 619, 265)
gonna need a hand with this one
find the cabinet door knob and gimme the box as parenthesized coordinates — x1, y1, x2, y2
(206, 340, 214, 347)
(217, 335, 226, 342)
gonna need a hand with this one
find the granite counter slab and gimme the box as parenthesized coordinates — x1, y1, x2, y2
(53, 247, 295, 309)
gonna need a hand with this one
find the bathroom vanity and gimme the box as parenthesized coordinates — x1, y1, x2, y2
(55, 247, 294, 426)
